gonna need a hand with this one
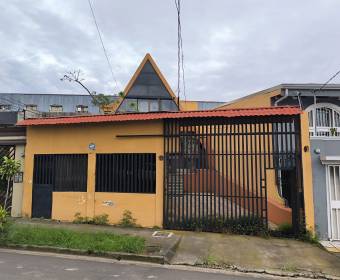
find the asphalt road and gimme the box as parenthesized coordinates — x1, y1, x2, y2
(0, 249, 275, 280)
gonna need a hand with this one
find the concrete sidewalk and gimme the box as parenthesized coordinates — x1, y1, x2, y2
(171, 231, 340, 278)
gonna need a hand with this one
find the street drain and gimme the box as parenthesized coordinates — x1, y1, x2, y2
(152, 231, 173, 238)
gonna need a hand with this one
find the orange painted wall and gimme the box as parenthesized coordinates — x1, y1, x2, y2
(22, 120, 164, 227)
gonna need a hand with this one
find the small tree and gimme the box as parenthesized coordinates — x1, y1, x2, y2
(61, 70, 116, 110)
(0, 157, 21, 210)
(91, 93, 113, 107)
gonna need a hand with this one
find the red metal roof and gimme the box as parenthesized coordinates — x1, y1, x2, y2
(17, 106, 301, 126)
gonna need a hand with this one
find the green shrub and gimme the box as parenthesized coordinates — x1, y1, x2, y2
(92, 214, 109, 225)
(118, 210, 137, 227)
(299, 230, 319, 244)
(277, 223, 294, 234)
(73, 213, 109, 225)
(0, 206, 11, 242)
(73, 212, 90, 224)
(269, 223, 319, 244)
(167, 216, 266, 235)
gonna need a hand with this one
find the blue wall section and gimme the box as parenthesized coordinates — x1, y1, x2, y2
(310, 139, 340, 240)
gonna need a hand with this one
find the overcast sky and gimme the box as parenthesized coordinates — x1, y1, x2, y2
(0, 1, 340, 102)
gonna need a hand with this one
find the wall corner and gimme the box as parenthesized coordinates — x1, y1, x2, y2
(300, 112, 315, 233)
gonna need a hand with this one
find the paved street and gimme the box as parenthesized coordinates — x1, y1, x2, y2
(0, 249, 274, 280)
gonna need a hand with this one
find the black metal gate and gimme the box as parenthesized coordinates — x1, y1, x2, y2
(0, 146, 15, 210)
(32, 154, 88, 218)
(163, 115, 303, 233)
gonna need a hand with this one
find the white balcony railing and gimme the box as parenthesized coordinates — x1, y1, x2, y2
(308, 104, 340, 139)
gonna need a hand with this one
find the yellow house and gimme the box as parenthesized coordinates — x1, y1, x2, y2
(19, 106, 310, 232)
(17, 57, 314, 234)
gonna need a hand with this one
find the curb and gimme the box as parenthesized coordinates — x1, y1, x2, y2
(195, 263, 340, 280)
(2, 244, 166, 264)
(161, 235, 182, 263)
(1, 245, 339, 279)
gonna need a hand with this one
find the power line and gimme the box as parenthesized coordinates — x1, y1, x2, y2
(88, 0, 118, 92)
(175, 0, 186, 102)
(314, 69, 340, 93)
(312, 69, 340, 106)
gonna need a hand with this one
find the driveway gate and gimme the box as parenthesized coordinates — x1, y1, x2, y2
(163, 115, 304, 233)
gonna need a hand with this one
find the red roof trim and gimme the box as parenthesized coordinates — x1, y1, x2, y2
(17, 106, 301, 126)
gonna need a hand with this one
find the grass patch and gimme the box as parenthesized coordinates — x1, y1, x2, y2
(3, 225, 145, 254)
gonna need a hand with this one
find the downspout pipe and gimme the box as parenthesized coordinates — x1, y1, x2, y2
(274, 88, 289, 106)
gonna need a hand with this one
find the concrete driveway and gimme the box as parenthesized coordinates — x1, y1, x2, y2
(171, 231, 340, 277)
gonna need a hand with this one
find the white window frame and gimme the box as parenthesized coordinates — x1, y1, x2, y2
(76, 105, 88, 113)
(306, 103, 340, 139)
(322, 158, 340, 241)
(49, 104, 63, 113)
(25, 104, 38, 111)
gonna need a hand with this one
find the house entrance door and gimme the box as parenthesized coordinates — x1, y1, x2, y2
(327, 165, 340, 240)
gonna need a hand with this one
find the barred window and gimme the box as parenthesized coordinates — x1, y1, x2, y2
(95, 153, 156, 193)
(33, 154, 88, 192)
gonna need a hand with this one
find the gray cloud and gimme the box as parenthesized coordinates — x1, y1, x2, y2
(0, 0, 340, 102)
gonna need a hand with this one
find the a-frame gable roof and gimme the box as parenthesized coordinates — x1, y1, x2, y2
(116, 53, 180, 112)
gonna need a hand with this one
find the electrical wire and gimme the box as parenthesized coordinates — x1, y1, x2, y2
(312, 69, 340, 106)
(175, 0, 186, 102)
(315, 69, 340, 93)
(88, 0, 118, 92)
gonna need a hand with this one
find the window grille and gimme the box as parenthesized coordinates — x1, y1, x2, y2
(308, 105, 340, 137)
(96, 153, 156, 193)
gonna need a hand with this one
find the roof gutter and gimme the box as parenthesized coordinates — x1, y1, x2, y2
(274, 88, 289, 106)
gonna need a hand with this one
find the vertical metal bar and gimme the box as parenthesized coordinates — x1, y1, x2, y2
(170, 121, 174, 226)
(237, 122, 241, 220)
(163, 122, 168, 227)
(120, 154, 124, 192)
(254, 123, 259, 219)
(197, 124, 201, 222)
(202, 123, 206, 226)
(213, 123, 217, 223)
(217, 123, 222, 221)
(210, 124, 214, 225)
(222, 123, 226, 220)
(258, 121, 264, 224)
(284, 121, 289, 170)
(241, 122, 246, 218)
(190, 124, 193, 225)
(193, 124, 197, 224)
(231, 122, 235, 220)
(176, 121, 184, 229)
(263, 122, 268, 229)
(250, 122, 254, 219)
(207, 123, 211, 227)
(104, 154, 107, 192)
(245, 123, 251, 220)
(173, 121, 177, 228)
(184, 124, 188, 228)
